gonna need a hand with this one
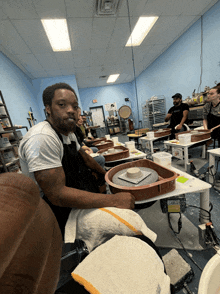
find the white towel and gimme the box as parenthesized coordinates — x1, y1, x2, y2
(72, 235, 171, 294)
(65, 207, 157, 252)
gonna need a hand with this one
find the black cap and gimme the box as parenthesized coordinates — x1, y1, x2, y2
(172, 93, 182, 99)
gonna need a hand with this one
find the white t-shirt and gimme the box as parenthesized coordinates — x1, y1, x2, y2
(18, 121, 80, 195)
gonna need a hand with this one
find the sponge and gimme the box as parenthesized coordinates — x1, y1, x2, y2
(162, 249, 194, 293)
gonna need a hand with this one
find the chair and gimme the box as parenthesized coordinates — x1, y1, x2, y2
(0, 173, 63, 294)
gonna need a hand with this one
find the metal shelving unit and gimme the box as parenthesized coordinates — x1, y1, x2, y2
(142, 96, 166, 130)
(0, 91, 28, 173)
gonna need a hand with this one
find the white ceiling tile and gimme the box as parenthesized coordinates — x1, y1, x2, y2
(0, 9, 7, 21)
(60, 69, 76, 76)
(0, 0, 218, 88)
(11, 19, 53, 54)
(89, 66, 105, 76)
(65, 0, 95, 18)
(0, 20, 32, 54)
(30, 70, 48, 79)
(15, 53, 44, 72)
(90, 17, 116, 49)
(143, 0, 218, 16)
(68, 18, 93, 49)
(179, 0, 219, 15)
(34, 53, 60, 70)
(72, 50, 91, 67)
(33, 0, 66, 18)
(74, 66, 91, 74)
(118, 0, 149, 17)
(90, 49, 107, 67)
(108, 17, 132, 48)
(2, 0, 39, 20)
(45, 70, 63, 77)
(54, 52, 75, 70)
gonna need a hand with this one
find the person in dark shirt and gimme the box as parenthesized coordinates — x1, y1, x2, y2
(165, 93, 189, 139)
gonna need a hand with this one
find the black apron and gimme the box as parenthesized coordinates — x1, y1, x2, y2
(207, 103, 220, 141)
(43, 121, 101, 239)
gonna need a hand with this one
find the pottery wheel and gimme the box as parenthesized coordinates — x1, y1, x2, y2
(97, 142, 108, 146)
(112, 167, 159, 187)
(102, 148, 122, 155)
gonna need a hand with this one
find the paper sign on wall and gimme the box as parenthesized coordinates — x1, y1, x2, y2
(104, 102, 117, 111)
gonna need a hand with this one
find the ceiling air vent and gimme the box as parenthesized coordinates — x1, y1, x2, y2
(95, 0, 122, 17)
(99, 75, 108, 80)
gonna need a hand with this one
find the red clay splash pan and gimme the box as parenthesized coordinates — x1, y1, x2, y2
(154, 128, 171, 137)
(175, 130, 211, 142)
(91, 137, 106, 144)
(105, 159, 178, 201)
(93, 140, 114, 150)
(98, 146, 130, 162)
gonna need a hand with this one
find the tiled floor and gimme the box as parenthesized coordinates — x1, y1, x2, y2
(57, 133, 220, 294)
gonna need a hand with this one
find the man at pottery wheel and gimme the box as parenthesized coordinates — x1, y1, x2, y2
(203, 84, 220, 147)
(18, 82, 135, 239)
(165, 93, 189, 139)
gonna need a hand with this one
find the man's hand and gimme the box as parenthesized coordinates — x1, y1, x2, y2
(112, 192, 135, 209)
(82, 146, 93, 154)
(175, 124, 182, 130)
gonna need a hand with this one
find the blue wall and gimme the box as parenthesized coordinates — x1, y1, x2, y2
(0, 52, 42, 134)
(32, 75, 82, 120)
(79, 82, 138, 124)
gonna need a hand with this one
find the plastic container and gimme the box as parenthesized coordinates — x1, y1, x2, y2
(152, 152, 172, 168)
(125, 141, 135, 152)
(111, 137, 118, 146)
(198, 252, 220, 294)
(147, 131, 155, 139)
(178, 133, 191, 144)
(105, 134, 111, 140)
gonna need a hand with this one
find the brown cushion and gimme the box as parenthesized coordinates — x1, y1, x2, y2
(0, 173, 63, 294)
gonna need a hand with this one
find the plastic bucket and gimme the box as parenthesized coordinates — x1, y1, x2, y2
(198, 253, 220, 294)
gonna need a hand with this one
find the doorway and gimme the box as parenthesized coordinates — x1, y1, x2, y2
(89, 106, 106, 128)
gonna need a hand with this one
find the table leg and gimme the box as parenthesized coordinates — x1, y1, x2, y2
(150, 141, 154, 154)
(199, 189, 210, 224)
(184, 147, 189, 171)
(202, 144, 206, 158)
(209, 153, 215, 184)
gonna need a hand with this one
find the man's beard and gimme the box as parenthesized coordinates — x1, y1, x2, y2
(50, 111, 76, 134)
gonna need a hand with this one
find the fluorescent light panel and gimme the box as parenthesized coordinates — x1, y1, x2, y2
(126, 16, 158, 47)
(107, 74, 120, 83)
(41, 19, 71, 52)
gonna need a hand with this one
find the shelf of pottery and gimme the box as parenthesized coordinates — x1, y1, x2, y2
(0, 91, 28, 173)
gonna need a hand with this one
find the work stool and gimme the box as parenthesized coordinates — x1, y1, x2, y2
(55, 240, 89, 293)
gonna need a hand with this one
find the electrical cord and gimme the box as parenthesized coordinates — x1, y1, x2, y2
(125, 0, 140, 129)
(183, 282, 193, 294)
(197, 15, 203, 93)
(186, 203, 220, 245)
(208, 165, 217, 187)
(186, 204, 212, 223)
(167, 213, 203, 272)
